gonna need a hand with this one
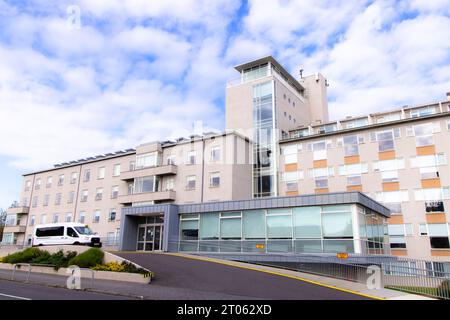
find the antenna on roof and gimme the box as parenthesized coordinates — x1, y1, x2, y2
(299, 69, 304, 79)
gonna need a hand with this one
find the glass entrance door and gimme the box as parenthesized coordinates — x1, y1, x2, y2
(137, 224, 164, 251)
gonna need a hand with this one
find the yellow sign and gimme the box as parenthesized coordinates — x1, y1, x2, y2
(336, 253, 349, 259)
(256, 244, 265, 249)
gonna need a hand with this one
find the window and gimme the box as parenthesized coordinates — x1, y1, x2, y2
(113, 164, 121, 177)
(419, 166, 439, 180)
(25, 180, 31, 191)
(410, 106, 437, 118)
(29, 215, 35, 226)
(376, 190, 409, 203)
(129, 161, 135, 171)
(52, 213, 59, 223)
(36, 226, 64, 237)
(310, 140, 331, 160)
(108, 209, 116, 222)
(95, 188, 103, 201)
(81, 190, 88, 202)
(315, 178, 328, 188)
(428, 224, 450, 249)
(134, 176, 156, 193)
(58, 174, 65, 186)
(220, 212, 242, 240)
(70, 172, 78, 184)
(111, 186, 119, 199)
(425, 200, 445, 213)
(167, 155, 175, 165)
(282, 144, 299, 164)
(243, 210, 265, 239)
(316, 123, 337, 134)
(32, 196, 38, 208)
(266, 209, 292, 239)
(376, 112, 401, 123)
(55, 193, 62, 205)
(388, 224, 407, 248)
(65, 212, 72, 223)
(187, 151, 196, 165)
(35, 178, 41, 190)
(321, 206, 353, 238)
(106, 232, 116, 245)
(93, 210, 101, 223)
(419, 224, 428, 236)
(43, 194, 50, 206)
(410, 154, 446, 168)
(199, 212, 219, 240)
(343, 118, 368, 129)
(338, 163, 368, 176)
(78, 211, 86, 224)
(210, 172, 220, 187)
(98, 167, 106, 179)
(211, 147, 220, 162)
(412, 123, 435, 147)
(136, 152, 158, 169)
(347, 175, 362, 186)
(342, 135, 361, 156)
(372, 129, 399, 152)
(186, 176, 196, 190)
(67, 191, 75, 204)
(373, 158, 405, 171)
(293, 207, 321, 239)
(83, 169, 90, 182)
(67, 228, 78, 238)
(414, 187, 450, 201)
(46, 176, 53, 188)
(381, 170, 398, 183)
(165, 178, 175, 191)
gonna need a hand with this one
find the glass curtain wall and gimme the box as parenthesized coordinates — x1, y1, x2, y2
(178, 205, 388, 254)
(253, 80, 276, 197)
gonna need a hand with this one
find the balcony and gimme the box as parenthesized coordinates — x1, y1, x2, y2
(118, 190, 176, 204)
(6, 206, 29, 215)
(3, 225, 27, 233)
(121, 164, 177, 181)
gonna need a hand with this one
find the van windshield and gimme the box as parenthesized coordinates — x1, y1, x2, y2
(74, 226, 94, 235)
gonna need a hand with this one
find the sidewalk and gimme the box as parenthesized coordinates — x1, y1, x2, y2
(0, 268, 255, 300)
(169, 253, 436, 300)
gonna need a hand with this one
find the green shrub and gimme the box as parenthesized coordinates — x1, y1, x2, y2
(68, 248, 104, 268)
(31, 250, 78, 270)
(2, 247, 48, 264)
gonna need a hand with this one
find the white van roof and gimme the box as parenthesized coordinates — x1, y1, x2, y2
(34, 222, 88, 229)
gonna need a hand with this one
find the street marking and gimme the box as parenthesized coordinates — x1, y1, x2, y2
(168, 253, 385, 301)
(0, 292, 31, 300)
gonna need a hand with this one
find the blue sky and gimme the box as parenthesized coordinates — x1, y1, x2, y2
(0, 0, 450, 209)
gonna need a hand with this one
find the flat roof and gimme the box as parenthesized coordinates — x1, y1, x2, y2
(23, 131, 250, 177)
(234, 56, 305, 94)
(123, 191, 391, 218)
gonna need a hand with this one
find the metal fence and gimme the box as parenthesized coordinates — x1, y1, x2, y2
(174, 240, 450, 299)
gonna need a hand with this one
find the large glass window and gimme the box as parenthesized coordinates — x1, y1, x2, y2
(199, 213, 219, 240)
(180, 219, 199, 240)
(220, 213, 241, 239)
(134, 176, 155, 193)
(242, 210, 265, 239)
(321, 206, 353, 238)
(293, 207, 321, 238)
(266, 209, 292, 239)
(136, 152, 158, 169)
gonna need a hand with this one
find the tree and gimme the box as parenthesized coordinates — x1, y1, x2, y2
(0, 208, 6, 241)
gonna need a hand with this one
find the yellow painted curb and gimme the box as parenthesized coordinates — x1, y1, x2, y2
(168, 252, 385, 300)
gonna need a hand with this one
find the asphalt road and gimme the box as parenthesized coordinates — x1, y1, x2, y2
(116, 252, 371, 300)
(0, 279, 135, 300)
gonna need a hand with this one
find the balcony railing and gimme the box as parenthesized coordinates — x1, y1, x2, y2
(121, 164, 177, 180)
(118, 190, 176, 204)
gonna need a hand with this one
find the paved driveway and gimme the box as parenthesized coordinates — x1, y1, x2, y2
(116, 252, 371, 300)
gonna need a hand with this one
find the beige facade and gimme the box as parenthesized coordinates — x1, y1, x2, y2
(3, 132, 252, 247)
(279, 102, 450, 261)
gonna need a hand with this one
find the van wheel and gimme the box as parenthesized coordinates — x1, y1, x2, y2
(73, 242, 80, 245)
(38, 244, 43, 246)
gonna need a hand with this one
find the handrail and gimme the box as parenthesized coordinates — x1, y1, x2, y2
(11, 263, 32, 282)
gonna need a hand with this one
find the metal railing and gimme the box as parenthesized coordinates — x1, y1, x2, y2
(173, 240, 450, 299)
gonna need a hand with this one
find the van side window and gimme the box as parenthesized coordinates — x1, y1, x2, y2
(67, 227, 78, 238)
(36, 226, 64, 237)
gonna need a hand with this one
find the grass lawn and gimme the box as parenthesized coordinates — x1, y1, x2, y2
(386, 285, 449, 299)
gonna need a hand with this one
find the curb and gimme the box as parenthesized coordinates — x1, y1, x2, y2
(0, 275, 147, 300)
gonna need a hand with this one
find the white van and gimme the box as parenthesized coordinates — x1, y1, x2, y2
(33, 222, 102, 247)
